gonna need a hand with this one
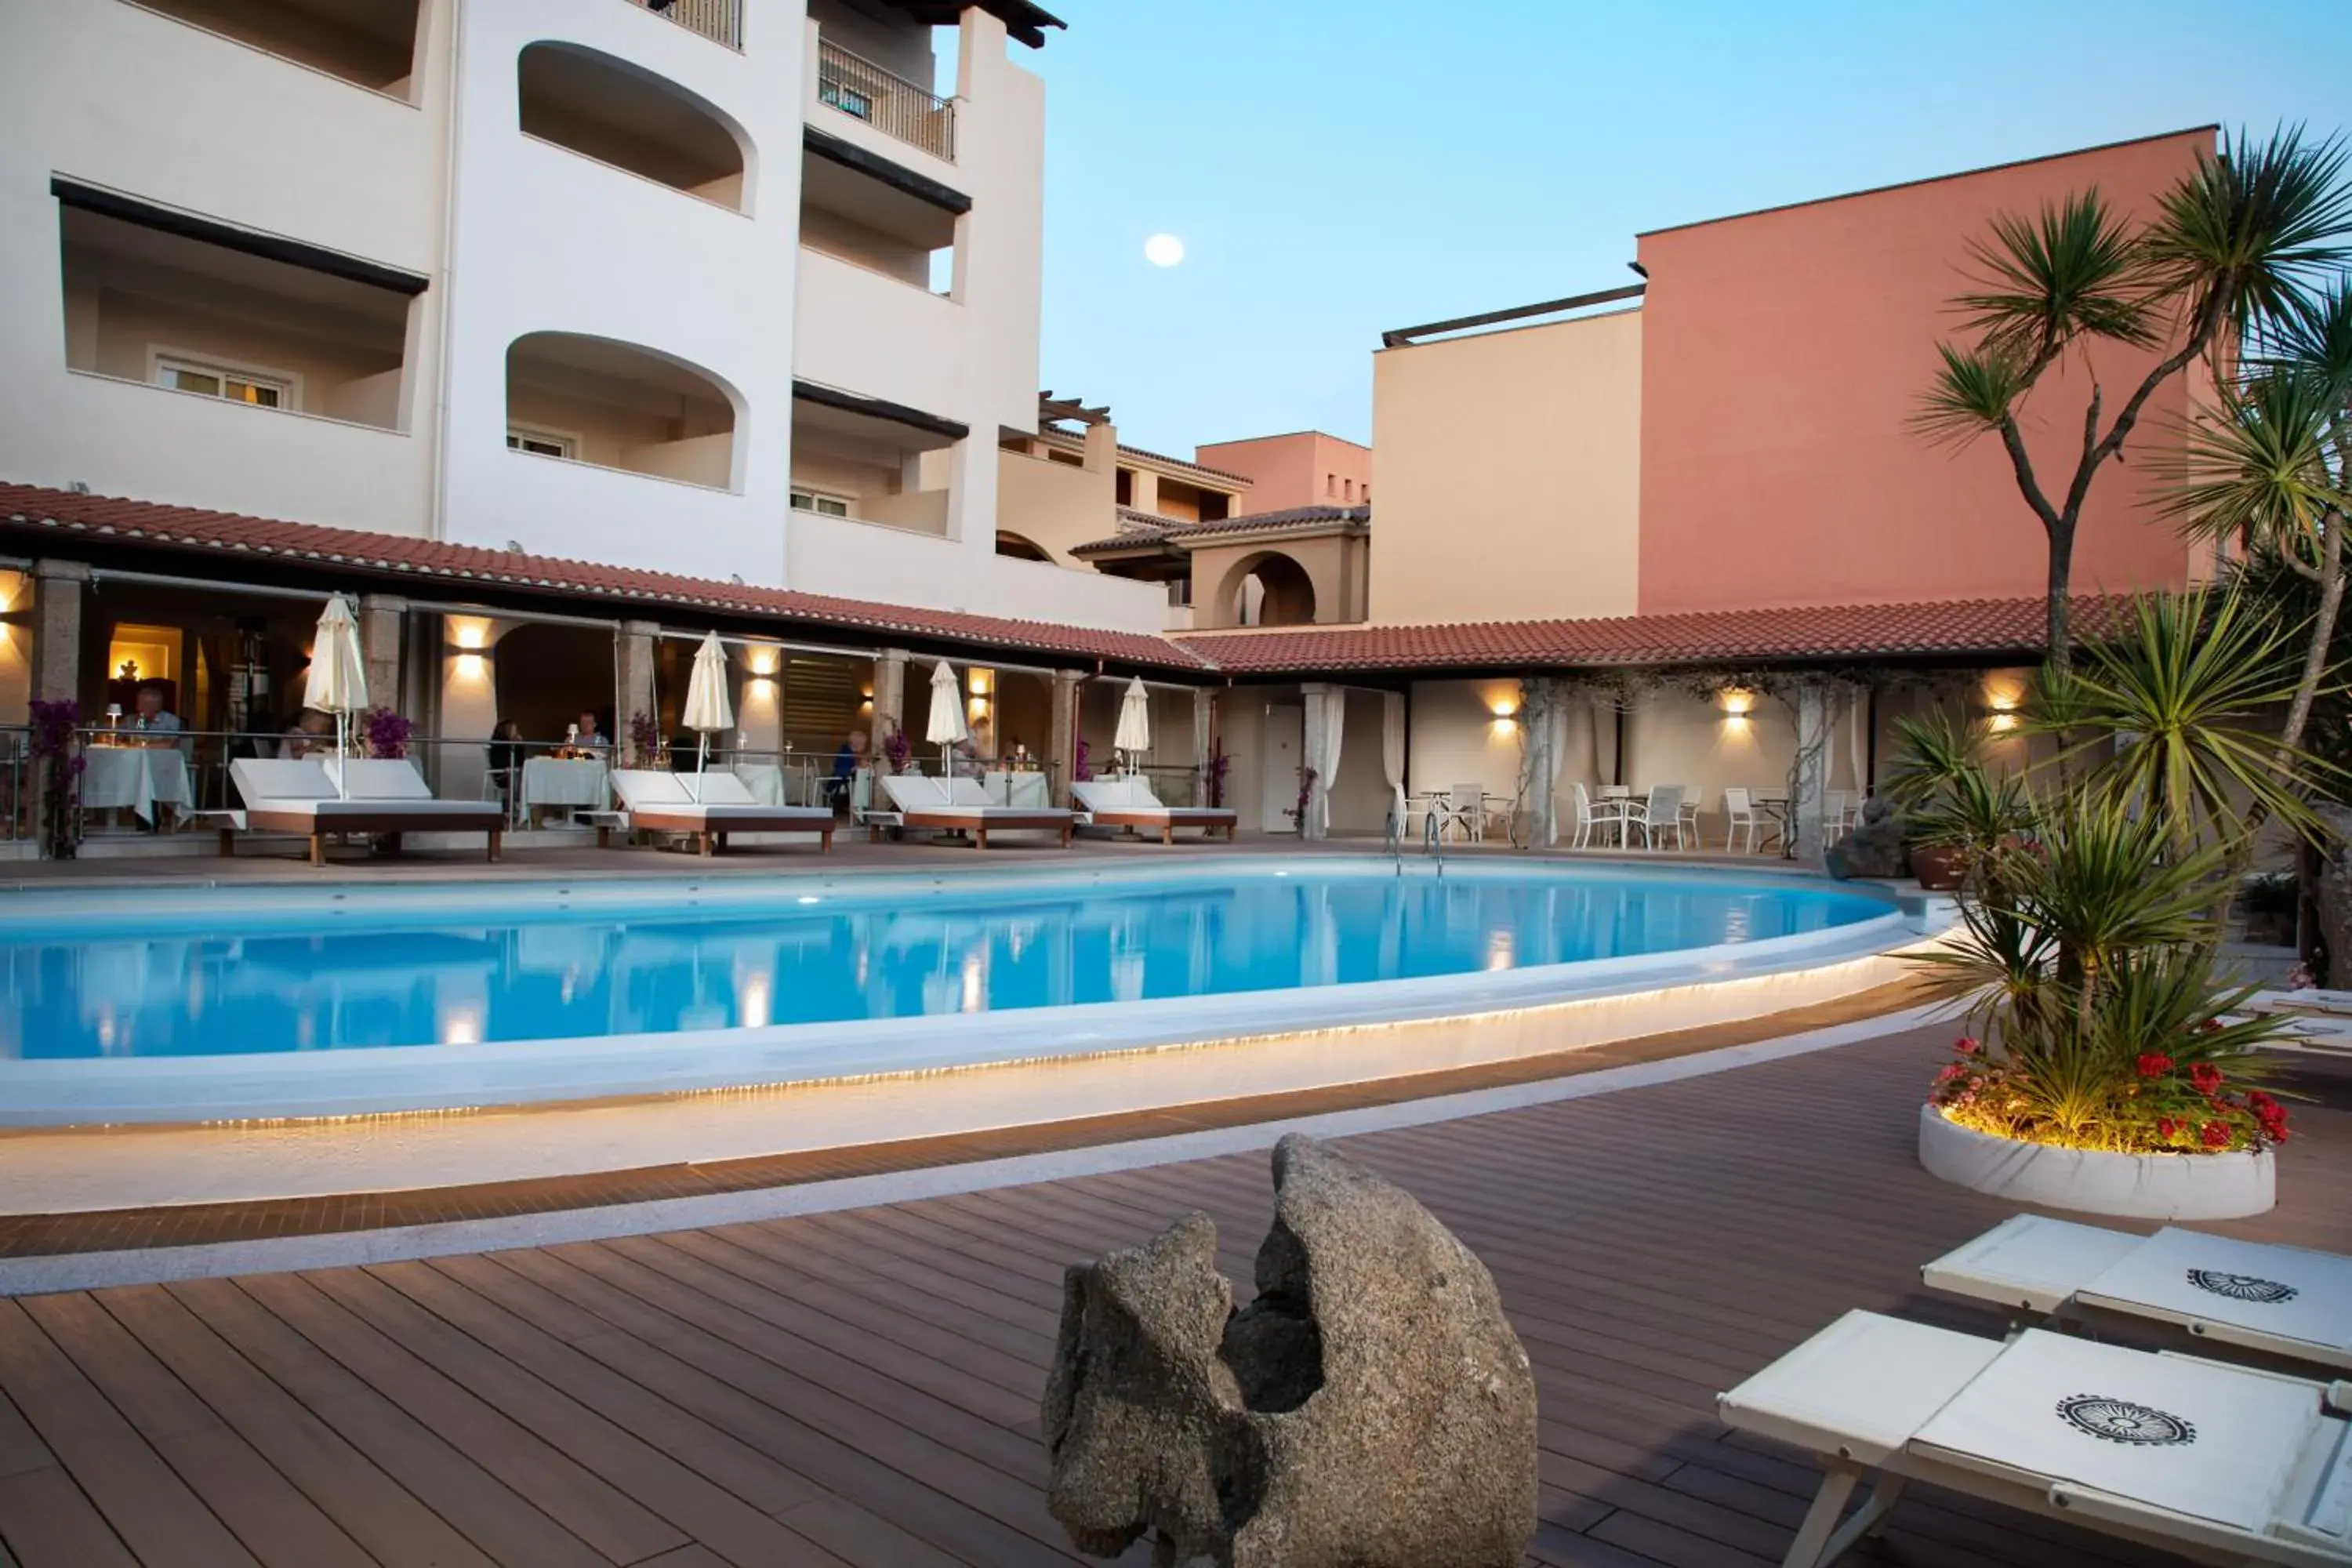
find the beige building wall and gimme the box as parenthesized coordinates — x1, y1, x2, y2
(1371, 308, 1642, 624)
(996, 423, 1116, 562)
(1190, 532, 1368, 630)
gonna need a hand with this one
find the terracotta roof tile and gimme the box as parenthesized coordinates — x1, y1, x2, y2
(0, 482, 1210, 671)
(1073, 505, 1371, 555)
(1178, 596, 2101, 672)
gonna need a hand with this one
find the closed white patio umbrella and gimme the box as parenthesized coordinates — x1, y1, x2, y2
(304, 594, 368, 797)
(927, 660, 968, 775)
(681, 631, 734, 801)
(1113, 677, 1151, 774)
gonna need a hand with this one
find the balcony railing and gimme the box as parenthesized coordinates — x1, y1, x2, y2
(818, 39, 956, 162)
(626, 0, 742, 50)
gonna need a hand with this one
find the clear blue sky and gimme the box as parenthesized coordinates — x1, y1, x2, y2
(1014, 0, 2350, 457)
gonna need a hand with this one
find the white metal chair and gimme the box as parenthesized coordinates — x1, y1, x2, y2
(1824, 789, 1856, 842)
(1624, 785, 1685, 850)
(1677, 789, 1703, 850)
(1570, 782, 1627, 849)
(1442, 783, 1486, 844)
(1723, 787, 1762, 854)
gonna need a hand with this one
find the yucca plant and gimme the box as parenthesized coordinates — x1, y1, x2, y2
(1883, 712, 2033, 882)
(2033, 586, 2324, 851)
(1918, 790, 2294, 1154)
(1915, 126, 2352, 670)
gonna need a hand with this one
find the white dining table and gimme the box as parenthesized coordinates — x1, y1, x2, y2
(520, 757, 609, 815)
(80, 745, 192, 824)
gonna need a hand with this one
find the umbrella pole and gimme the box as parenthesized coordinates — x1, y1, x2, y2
(692, 734, 708, 803)
(336, 713, 349, 797)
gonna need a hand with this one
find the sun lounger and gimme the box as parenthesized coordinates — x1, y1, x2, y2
(1070, 776, 1238, 844)
(1719, 1310, 2352, 1568)
(1924, 1214, 2352, 1373)
(608, 769, 834, 856)
(229, 758, 504, 866)
(873, 774, 1073, 848)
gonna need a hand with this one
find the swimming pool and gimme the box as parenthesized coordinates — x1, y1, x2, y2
(1, 862, 1896, 1063)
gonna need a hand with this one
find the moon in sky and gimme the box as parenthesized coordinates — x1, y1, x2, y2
(1144, 234, 1186, 267)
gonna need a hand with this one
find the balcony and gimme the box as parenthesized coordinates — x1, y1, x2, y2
(624, 0, 741, 50)
(818, 39, 956, 162)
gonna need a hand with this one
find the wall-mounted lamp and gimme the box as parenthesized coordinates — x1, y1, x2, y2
(967, 669, 993, 697)
(450, 618, 490, 652)
(1984, 675, 2024, 734)
(453, 652, 487, 681)
(1720, 688, 1755, 719)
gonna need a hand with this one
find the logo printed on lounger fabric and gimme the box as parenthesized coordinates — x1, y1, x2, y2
(2054, 1396, 2196, 1446)
(2185, 1269, 2298, 1304)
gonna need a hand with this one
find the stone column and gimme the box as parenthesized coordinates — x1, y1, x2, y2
(1048, 670, 1083, 805)
(31, 558, 87, 705)
(616, 620, 659, 760)
(871, 648, 908, 771)
(1791, 682, 1831, 867)
(1300, 681, 1333, 840)
(357, 593, 407, 713)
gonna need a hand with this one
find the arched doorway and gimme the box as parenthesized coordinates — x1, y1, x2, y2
(995, 531, 1052, 562)
(1221, 550, 1317, 626)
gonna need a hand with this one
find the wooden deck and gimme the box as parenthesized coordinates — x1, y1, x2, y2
(2, 1026, 2345, 1567)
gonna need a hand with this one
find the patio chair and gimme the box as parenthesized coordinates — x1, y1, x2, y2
(1676, 789, 1703, 849)
(1723, 787, 1762, 854)
(609, 768, 833, 857)
(1824, 789, 1856, 842)
(1719, 1311, 2350, 1568)
(1570, 782, 1627, 849)
(1623, 785, 1685, 850)
(1071, 777, 1237, 844)
(1922, 1214, 2352, 1374)
(1442, 783, 1486, 844)
(227, 757, 505, 866)
(875, 774, 1074, 848)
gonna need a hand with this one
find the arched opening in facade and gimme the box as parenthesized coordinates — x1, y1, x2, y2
(505, 332, 740, 490)
(1225, 550, 1318, 627)
(995, 531, 1051, 562)
(517, 42, 752, 212)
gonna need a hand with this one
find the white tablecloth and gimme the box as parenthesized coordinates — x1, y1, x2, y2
(81, 746, 191, 823)
(985, 771, 1051, 808)
(521, 757, 609, 810)
(735, 763, 822, 807)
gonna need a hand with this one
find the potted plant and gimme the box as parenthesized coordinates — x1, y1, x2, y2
(1912, 791, 2292, 1218)
(362, 706, 415, 760)
(1885, 713, 2028, 890)
(28, 698, 83, 861)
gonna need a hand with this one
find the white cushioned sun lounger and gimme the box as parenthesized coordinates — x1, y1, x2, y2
(873, 775, 1073, 849)
(608, 769, 834, 856)
(229, 757, 504, 866)
(1924, 1214, 2352, 1372)
(1070, 777, 1238, 843)
(1719, 1310, 2352, 1567)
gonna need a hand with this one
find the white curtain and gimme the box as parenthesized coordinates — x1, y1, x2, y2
(1381, 690, 1406, 830)
(1847, 686, 1870, 795)
(1589, 694, 1618, 786)
(1544, 698, 1573, 844)
(1313, 688, 1347, 834)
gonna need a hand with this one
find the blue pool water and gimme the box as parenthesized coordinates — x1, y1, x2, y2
(0, 866, 1892, 1060)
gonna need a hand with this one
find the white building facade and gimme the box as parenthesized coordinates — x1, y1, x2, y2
(0, 0, 1164, 633)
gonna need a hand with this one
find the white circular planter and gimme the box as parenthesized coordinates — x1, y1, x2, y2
(1916, 1104, 2274, 1220)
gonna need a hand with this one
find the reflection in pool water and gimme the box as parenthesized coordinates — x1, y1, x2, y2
(0, 870, 1889, 1060)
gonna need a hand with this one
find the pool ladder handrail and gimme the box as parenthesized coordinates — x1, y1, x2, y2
(1384, 808, 1403, 873)
(1424, 805, 1444, 875)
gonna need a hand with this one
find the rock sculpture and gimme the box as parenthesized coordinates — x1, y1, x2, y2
(1826, 794, 1908, 880)
(1040, 1134, 1537, 1566)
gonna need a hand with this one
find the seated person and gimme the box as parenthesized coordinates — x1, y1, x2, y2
(280, 708, 332, 760)
(574, 710, 609, 752)
(485, 720, 524, 805)
(824, 730, 867, 811)
(132, 681, 182, 742)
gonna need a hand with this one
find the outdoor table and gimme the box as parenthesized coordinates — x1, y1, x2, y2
(986, 770, 1051, 808)
(81, 744, 192, 825)
(1753, 794, 1794, 857)
(521, 757, 609, 822)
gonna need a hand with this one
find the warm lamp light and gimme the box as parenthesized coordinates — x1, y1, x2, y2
(454, 652, 487, 681)
(450, 618, 490, 652)
(1987, 711, 2020, 734)
(1720, 688, 1755, 717)
(968, 669, 993, 696)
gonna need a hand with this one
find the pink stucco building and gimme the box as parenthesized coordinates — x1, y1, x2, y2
(1195, 431, 1374, 514)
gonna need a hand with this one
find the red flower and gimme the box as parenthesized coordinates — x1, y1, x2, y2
(2156, 1118, 2179, 1141)
(2200, 1120, 2232, 1150)
(1952, 1036, 1980, 1055)
(2189, 1062, 2224, 1095)
(2135, 1053, 2172, 1079)
(1934, 1062, 1969, 1084)
(2249, 1092, 2290, 1140)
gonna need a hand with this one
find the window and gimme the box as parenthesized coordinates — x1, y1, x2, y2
(1325, 473, 1338, 498)
(792, 487, 853, 518)
(154, 355, 290, 409)
(506, 426, 577, 459)
(1342, 478, 1355, 502)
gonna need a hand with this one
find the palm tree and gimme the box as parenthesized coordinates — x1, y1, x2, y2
(2169, 279, 2352, 759)
(1915, 127, 2352, 670)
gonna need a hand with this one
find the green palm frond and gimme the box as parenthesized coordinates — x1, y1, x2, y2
(2263, 277, 2352, 400)
(2144, 125, 2352, 339)
(2040, 587, 2325, 843)
(1910, 343, 2031, 447)
(2164, 369, 2350, 556)
(1955, 190, 2158, 361)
